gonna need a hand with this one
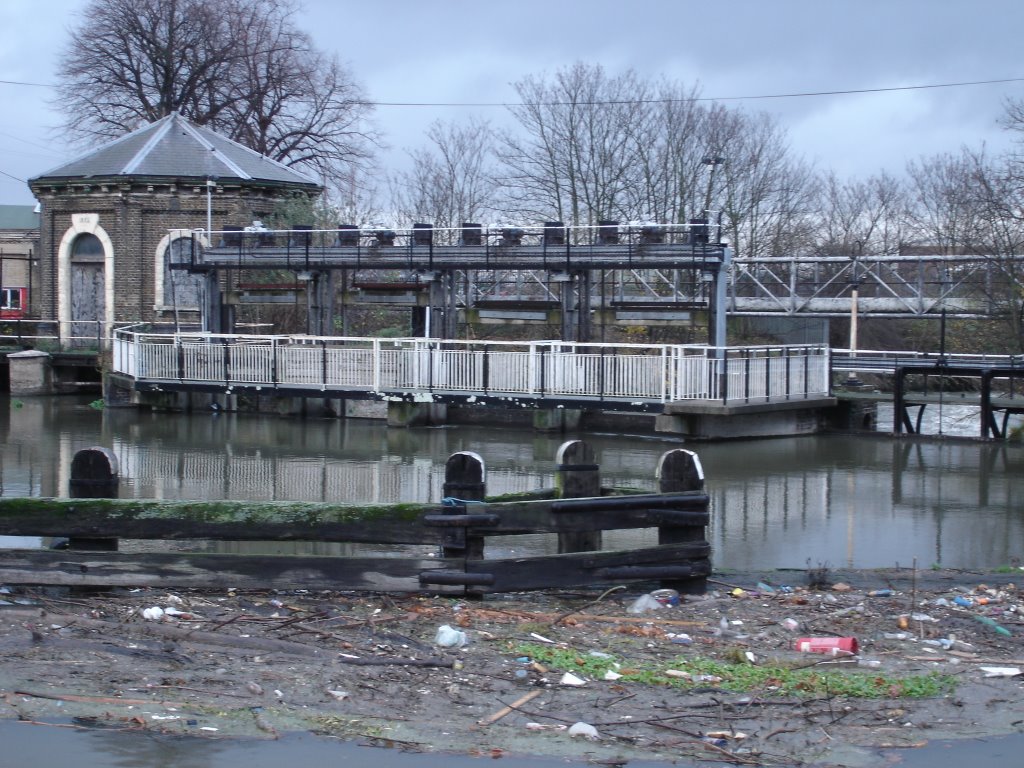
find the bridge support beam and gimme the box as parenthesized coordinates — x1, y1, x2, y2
(657, 399, 834, 439)
(533, 408, 581, 432)
(387, 400, 447, 427)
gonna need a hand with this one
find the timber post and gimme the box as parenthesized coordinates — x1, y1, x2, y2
(555, 439, 602, 554)
(68, 446, 119, 552)
(441, 451, 486, 562)
(657, 448, 708, 592)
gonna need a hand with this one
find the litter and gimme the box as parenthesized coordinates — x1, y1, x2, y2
(627, 594, 663, 614)
(980, 666, 1022, 678)
(974, 615, 1013, 637)
(795, 637, 859, 655)
(567, 722, 600, 740)
(434, 625, 468, 647)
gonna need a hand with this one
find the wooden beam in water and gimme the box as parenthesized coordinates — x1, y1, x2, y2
(0, 549, 464, 592)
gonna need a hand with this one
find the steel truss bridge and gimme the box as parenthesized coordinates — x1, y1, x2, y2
(729, 253, 1018, 318)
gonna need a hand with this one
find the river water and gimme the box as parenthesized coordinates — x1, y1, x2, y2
(1, 396, 1022, 570)
(2, 395, 1023, 767)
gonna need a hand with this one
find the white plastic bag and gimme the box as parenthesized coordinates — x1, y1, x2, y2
(626, 594, 663, 614)
(434, 624, 468, 647)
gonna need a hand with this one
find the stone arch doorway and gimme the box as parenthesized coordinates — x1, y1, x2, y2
(70, 232, 104, 347)
(57, 214, 115, 349)
(155, 231, 207, 330)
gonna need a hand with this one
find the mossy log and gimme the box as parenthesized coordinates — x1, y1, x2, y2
(0, 492, 709, 543)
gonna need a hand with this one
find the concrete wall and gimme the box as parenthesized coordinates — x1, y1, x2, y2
(8, 350, 52, 395)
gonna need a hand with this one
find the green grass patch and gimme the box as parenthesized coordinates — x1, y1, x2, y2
(994, 564, 1023, 574)
(516, 643, 956, 699)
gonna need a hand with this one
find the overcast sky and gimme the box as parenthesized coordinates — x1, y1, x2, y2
(1, 0, 1022, 208)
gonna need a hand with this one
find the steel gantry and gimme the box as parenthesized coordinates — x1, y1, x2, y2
(173, 221, 732, 346)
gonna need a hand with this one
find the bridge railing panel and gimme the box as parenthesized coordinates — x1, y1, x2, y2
(110, 329, 832, 406)
(230, 343, 274, 383)
(325, 347, 376, 387)
(487, 350, 531, 393)
(137, 338, 177, 379)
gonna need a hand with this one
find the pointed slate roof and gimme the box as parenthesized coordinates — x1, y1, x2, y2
(30, 113, 320, 189)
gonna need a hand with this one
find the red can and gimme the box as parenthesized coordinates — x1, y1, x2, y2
(795, 637, 859, 655)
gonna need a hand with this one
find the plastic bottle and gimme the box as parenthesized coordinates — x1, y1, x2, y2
(795, 637, 859, 655)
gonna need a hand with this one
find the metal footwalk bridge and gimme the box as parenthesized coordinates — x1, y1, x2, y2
(112, 328, 831, 412)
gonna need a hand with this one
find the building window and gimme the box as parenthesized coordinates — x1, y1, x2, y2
(71, 232, 104, 261)
(1, 287, 24, 311)
(163, 237, 203, 310)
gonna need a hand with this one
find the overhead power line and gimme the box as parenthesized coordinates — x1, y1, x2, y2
(365, 77, 1024, 108)
(2, 74, 1021, 107)
(0, 168, 27, 183)
(0, 78, 52, 87)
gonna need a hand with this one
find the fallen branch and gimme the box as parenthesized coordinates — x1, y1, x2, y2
(477, 689, 543, 726)
(335, 656, 454, 668)
(13, 689, 186, 708)
(465, 607, 705, 628)
(38, 612, 331, 659)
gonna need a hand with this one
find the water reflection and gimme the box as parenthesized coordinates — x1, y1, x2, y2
(2, 396, 1023, 569)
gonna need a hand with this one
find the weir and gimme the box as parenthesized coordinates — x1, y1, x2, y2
(0, 442, 711, 595)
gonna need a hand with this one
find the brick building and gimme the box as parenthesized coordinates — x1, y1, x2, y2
(0, 204, 39, 318)
(28, 113, 321, 343)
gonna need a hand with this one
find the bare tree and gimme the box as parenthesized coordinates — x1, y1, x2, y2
(56, 0, 376, 185)
(959, 148, 1024, 351)
(814, 171, 908, 256)
(391, 118, 499, 242)
(905, 151, 984, 253)
(496, 63, 648, 231)
(711, 108, 817, 258)
(622, 79, 706, 224)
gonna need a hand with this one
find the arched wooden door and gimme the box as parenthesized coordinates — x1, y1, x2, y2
(70, 232, 105, 348)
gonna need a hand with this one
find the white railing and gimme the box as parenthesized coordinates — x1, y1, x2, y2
(831, 348, 1024, 373)
(111, 327, 831, 405)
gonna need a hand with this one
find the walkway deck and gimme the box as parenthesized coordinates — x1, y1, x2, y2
(111, 328, 831, 413)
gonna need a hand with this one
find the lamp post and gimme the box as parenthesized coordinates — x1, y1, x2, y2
(937, 266, 952, 436)
(206, 177, 217, 240)
(939, 266, 951, 365)
(701, 155, 725, 219)
(846, 252, 863, 387)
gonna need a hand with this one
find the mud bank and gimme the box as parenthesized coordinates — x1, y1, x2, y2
(1, 568, 1022, 767)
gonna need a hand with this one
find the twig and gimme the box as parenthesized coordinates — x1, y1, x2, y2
(662, 734, 761, 765)
(335, 656, 454, 668)
(43, 611, 330, 659)
(550, 585, 626, 627)
(209, 614, 244, 631)
(13, 719, 140, 732)
(271, 612, 327, 631)
(647, 720, 704, 738)
(145, 684, 251, 699)
(14, 689, 186, 707)
(708, 577, 749, 591)
(911, 557, 918, 616)
(477, 689, 543, 726)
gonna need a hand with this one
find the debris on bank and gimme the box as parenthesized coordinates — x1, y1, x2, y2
(0, 569, 1022, 767)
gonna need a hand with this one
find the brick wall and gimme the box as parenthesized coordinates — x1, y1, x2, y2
(30, 179, 316, 324)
